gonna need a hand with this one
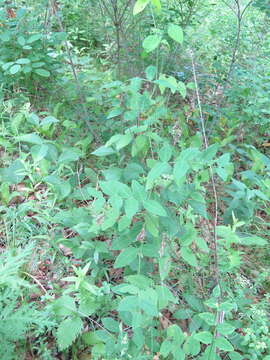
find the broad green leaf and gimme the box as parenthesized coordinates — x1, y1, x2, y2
(118, 295, 138, 312)
(32, 62, 46, 68)
(183, 335, 200, 355)
(1, 160, 26, 184)
(91, 146, 115, 156)
(53, 295, 76, 316)
(159, 143, 173, 162)
(57, 317, 83, 351)
(200, 346, 218, 360)
(167, 324, 184, 344)
(27, 33, 42, 43)
(156, 285, 177, 309)
(195, 237, 209, 252)
(217, 323, 235, 335)
(160, 339, 172, 357)
(105, 134, 133, 150)
(133, 0, 150, 15)
(16, 133, 43, 145)
(173, 309, 193, 320)
(201, 144, 219, 162)
(178, 81, 186, 98)
(101, 208, 120, 230)
(34, 68, 50, 77)
(146, 161, 169, 190)
(151, 0, 161, 11)
(145, 213, 159, 237)
(159, 256, 171, 281)
(183, 294, 204, 312)
(59, 149, 81, 163)
(22, 65, 32, 74)
(16, 58, 30, 64)
(82, 331, 103, 345)
(144, 199, 167, 216)
(101, 317, 119, 333)
(23, 45, 32, 50)
(2, 62, 14, 71)
(109, 194, 123, 210)
(31, 144, 49, 162)
(10, 64, 21, 74)
(181, 247, 198, 267)
(92, 343, 105, 356)
(41, 116, 59, 126)
(131, 312, 143, 330)
(143, 34, 162, 53)
(132, 180, 147, 203)
(114, 247, 139, 268)
(155, 76, 178, 94)
(125, 197, 139, 218)
(229, 352, 243, 360)
(212, 285, 221, 297)
(107, 107, 123, 119)
(115, 134, 133, 150)
(199, 312, 216, 325)
(118, 215, 131, 231)
(125, 275, 152, 291)
(17, 36, 26, 46)
(106, 134, 122, 147)
(0, 32, 11, 42)
(100, 180, 131, 198)
(167, 23, 183, 44)
(145, 65, 157, 81)
(173, 159, 189, 185)
(219, 301, 236, 312)
(138, 288, 159, 316)
(215, 337, 234, 352)
(194, 331, 213, 344)
(132, 134, 149, 157)
(238, 234, 267, 246)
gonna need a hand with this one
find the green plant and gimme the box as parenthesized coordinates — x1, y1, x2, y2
(0, 4, 63, 92)
(0, 246, 55, 359)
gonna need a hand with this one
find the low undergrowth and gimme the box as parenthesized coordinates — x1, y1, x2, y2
(0, 0, 269, 359)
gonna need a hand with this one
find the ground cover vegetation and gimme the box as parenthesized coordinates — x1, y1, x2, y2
(0, 0, 270, 359)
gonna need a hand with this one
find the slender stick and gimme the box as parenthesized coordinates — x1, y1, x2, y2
(22, 271, 48, 294)
(225, 0, 254, 81)
(190, 49, 221, 310)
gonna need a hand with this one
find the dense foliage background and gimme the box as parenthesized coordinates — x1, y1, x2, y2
(0, 0, 269, 359)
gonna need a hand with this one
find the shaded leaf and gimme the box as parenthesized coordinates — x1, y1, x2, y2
(114, 247, 139, 268)
(57, 317, 83, 351)
(143, 34, 162, 53)
(194, 331, 213, 344)
(168, 23, 183, 44)
(144, 199, 167, 216)
(34, 68, 50, 77)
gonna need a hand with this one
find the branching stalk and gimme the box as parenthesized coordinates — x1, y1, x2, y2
(225, 0, 254, 81)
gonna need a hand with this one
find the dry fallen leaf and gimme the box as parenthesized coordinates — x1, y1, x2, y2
(159, 315, 171, 329)
(59, 244, 72, 256)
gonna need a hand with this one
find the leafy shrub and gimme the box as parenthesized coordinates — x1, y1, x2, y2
(0, 5, 63, 92)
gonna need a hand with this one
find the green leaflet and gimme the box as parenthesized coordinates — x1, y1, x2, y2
(167, 23, 183, 44)
(181, 246, 198, 267)
(57, 317, 83, 351)
(143, 34, 162, 53)
(114, 247, 139, 268)
(133, 0, 150, 15)
(194, 331, 213, 344)
(143, 199, 167, 216)
(215, 336, 234, 352)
